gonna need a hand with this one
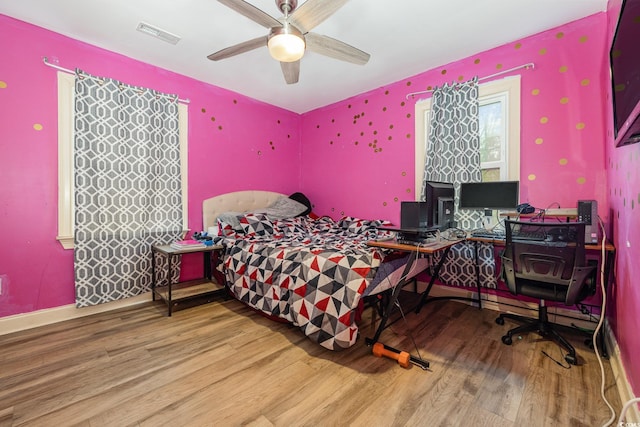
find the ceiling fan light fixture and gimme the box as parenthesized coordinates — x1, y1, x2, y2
(268, 26, 305, 62)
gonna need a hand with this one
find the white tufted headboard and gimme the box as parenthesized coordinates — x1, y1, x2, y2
(202, 190, 287, 232)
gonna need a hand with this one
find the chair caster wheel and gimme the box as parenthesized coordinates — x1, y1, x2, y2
(495, 317, 505, 325)
(501, 335, 512, 345)
(565, 354, 578, 365)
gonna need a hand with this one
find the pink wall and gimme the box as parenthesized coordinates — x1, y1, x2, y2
(0, 14, 300, 316)
(605, 0, 640, 401)
(299, 10, 639, 398)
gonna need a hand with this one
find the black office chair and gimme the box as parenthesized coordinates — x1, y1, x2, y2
(495, 220, 596, 365)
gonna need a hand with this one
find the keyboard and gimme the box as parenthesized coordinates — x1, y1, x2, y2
(470, 230, 505, 239)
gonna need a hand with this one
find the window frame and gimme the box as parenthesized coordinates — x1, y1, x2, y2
(414, 76, 521, 196)
(56, 71, 189, 249)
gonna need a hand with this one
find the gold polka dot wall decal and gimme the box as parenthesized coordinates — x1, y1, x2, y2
(365, 99, 368, 104)
(560, 97, 569, 104)
(528, 174, 536, 181)
(218, 125, 223, 130)
(576, 122, 585, 130)
(535, 137, 544, 144)
(406, 113, 411, 118)
(0, 81, 7, 88)
(559, 65, 568, 73)
(33, 123, 43, 131)
(581, 79, 590, 86)
(385, 90, 389, 95)
(210, 116, 216, 122)
(406, 133, 412, 138)
(402, 171, 406, 176)
(556, 32, 564, 39)
(201, 108, 206, 113)
(458, 75, 464, 81)
(233, 99, 237, 104)
(406, 81, 412, 86)
(394, 197, 399, 202)
(559, 158, 568, 165)
(400, 101, 405, 107)
(539, 48, 547, 55)
(514, 43, 522, 49)
(383, 201, 387, 206)
(532, 89, 540, 95)
(407, 188, 412, 193)
(441, 69, 447, 75)
(577, 177, 586, 184)
(579, 36, 588, 43)
(496, 64, 503, 70)
(382, 107, 387, 112)
(389, 124, 394, 129)
(540, 116, 549, 124)
(474, 58, 481, 64)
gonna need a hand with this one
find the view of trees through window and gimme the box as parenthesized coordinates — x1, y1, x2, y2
(479, 97, 506, 182)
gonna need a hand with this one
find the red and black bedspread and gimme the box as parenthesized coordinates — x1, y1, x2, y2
(220, 215, 397, 350)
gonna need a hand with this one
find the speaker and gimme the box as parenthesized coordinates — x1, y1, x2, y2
(577, 200, 598, 244)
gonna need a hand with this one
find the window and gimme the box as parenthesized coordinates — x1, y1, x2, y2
(414, 76, 521, 193)
(56, 72, 189, 249)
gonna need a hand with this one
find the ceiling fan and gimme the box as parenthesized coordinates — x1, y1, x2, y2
(207, 0, 370, 84)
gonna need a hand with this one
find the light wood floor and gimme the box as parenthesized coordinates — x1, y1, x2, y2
(0, 294, 621, 427)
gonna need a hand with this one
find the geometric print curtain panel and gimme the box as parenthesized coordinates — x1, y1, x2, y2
(421, 77, 497, 289)
(73, 69, 183, 307)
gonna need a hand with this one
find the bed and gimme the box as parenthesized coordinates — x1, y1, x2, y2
(202, 190, 428, 350)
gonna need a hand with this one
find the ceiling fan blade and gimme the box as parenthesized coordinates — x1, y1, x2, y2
(217, 0, 282, 29)
(207, 36, 268, 61)
(288, 0, 349, 33)
(305, 33, 370, 65)
(280, 61, 300, 84)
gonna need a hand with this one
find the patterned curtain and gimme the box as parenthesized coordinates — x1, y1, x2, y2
(421, 77, 497, 289)
(73, 70, 184, 307)
(421, 77, 483, 230)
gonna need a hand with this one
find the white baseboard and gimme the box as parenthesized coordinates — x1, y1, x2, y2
(604, 321, 640, 423)
(0, 292, 151, 336)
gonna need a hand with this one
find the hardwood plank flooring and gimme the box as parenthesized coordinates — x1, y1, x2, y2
(0, 295, 621, 426)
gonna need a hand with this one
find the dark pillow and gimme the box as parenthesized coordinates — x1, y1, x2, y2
(289, 192, 312, 216)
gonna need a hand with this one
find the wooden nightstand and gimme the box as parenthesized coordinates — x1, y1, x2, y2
(151, 244, 225, 316)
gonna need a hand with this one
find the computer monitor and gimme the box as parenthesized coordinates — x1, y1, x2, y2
(425, 180, 455, 230)
(459, 181, 520, 210)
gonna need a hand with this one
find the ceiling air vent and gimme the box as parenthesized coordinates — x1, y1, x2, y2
(136, 22, 181, 45)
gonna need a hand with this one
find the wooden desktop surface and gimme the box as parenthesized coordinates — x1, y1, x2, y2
(368, 238, 463, 253)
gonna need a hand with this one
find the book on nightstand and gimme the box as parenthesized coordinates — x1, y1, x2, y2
(170, 239, 206, 250)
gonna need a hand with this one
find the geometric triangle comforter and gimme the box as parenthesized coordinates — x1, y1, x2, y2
(221, 214, 398, 350)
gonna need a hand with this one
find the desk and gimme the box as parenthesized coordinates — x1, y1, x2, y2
(365, 238, 466, 369)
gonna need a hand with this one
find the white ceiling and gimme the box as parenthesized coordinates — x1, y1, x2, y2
(1, 0, 607, 113)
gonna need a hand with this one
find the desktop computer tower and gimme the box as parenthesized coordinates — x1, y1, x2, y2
(578, 200, 598, 244)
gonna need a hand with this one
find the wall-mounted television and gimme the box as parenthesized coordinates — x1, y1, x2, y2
(610, 0, 640, 147)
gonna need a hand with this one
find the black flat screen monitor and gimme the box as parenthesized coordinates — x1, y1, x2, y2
(459, 181, 519, 210)
(426, 180, 455, 230)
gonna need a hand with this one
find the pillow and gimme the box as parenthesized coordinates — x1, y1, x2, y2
(239, 213, 278, 237)
(217, 212, 243, 231)
(259, 197, 307, 219)
(289, 192, 312, 216)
